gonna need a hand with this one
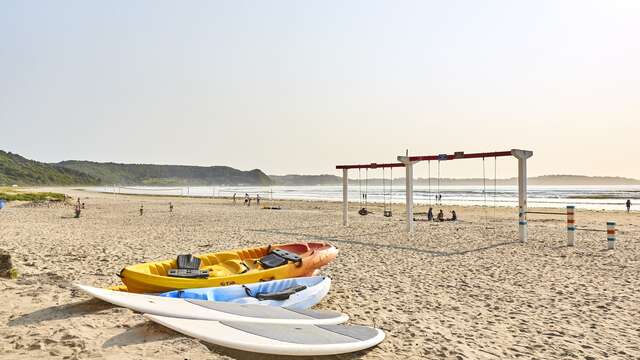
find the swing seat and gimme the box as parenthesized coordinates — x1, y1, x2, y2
(383, 210, 392, 217)
(358, 208, 369, 216)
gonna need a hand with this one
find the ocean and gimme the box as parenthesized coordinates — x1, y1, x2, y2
(88, 185, 640, 211)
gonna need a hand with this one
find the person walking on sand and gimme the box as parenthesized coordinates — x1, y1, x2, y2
(233, 193, 237, 204)
(139, 204, 144, 216)
(626, 199, 631, 213)
(256, 194, 261, 206)
(169, 202, 173, 213)
(244, 193, 249, 206)
(74, 203, 81, 218)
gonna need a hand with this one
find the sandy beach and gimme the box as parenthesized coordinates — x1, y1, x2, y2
(1, 188, 639, 359)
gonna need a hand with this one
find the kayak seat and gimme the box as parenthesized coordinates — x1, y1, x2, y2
(167, 254, 210, 278)
(258, 249, 302, 269)
(176, 254, 201, 270)
(255, 285, 307, 301)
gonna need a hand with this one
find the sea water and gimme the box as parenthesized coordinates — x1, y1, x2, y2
(87, 185, 640, 211)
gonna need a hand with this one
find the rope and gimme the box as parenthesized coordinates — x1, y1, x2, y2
(493, 156, 497, 235)
(365, 168, 369, 208)
(427, 160, 431, 206)
(526, 211, 566, 215)
(358, 168, 362, 206)
(493, 156, 497, 221)
(482, 157, 487, 206)
(482, 157, 487, 230)
(575, 227, 608, 233)
(389, 168, 393, 205)
(437, 160, 441, 205)
(382, 167, 387, 211)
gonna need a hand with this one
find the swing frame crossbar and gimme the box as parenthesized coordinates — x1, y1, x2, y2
(336, 162, 404, 170)
(403, 150, 513, 162)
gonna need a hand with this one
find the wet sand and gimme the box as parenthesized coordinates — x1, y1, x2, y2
(1, 188, 639, 359)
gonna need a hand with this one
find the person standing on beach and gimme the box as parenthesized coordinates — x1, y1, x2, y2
(427, 207, 433, 221)
(256, 194, 260, 206)
(169, 202, 173, 213)
(244, 193, 249, 206)
(139, 204, 144, 216)
(233, 193, 237, 204)
(626, 199, 631, 212)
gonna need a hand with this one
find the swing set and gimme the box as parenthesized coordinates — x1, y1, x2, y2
(336, 149, 533, 242)
(336, 162, 404, 219)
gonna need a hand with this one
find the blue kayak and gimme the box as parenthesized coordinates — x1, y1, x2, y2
(159, 276, 330, 310)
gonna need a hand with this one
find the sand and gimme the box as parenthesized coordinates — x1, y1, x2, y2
(1, 188, 639, 359)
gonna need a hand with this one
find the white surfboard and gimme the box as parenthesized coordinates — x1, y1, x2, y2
(76, 284, 347, 325)
(145, 314, 385, 356)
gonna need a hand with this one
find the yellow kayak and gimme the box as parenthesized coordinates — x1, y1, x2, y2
(117, 242, 338, 293)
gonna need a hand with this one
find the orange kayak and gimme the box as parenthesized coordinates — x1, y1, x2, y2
(117, 242, 338, 293)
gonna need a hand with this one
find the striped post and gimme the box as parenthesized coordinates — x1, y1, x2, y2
(566, 205, 576, 246)
(607, 221, 616, 250)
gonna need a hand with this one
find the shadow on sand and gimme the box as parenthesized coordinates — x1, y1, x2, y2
(7, 298, 114, 327)
(103, 321, 181, 348)
(250, 228, 519, 257)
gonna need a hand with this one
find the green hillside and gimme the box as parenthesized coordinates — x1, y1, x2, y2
(0, 150, 99, 186)
(57, 160, 273, 186)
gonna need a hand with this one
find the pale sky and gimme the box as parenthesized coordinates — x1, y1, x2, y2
(1, 1, 639, 178)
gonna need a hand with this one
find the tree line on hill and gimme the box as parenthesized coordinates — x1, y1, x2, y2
(2, 150, 639, 187)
